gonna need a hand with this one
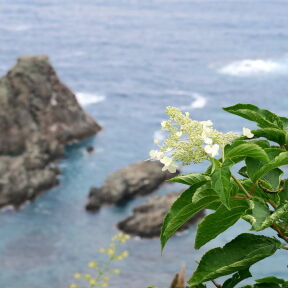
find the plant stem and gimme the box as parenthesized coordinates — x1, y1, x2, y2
(272, 224, 288, 244)
(231, 175, 251, 198)
(211, 279, 222, 288)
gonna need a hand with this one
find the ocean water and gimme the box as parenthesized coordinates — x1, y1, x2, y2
(0, 0, 288, 287)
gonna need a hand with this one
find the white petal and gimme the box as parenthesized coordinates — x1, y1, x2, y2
(203, 137, 213, 145)
(176, 131, 182, 137)
(204, 144, 219, 157)
(160, 156, 172, 165)
(243, 127, 254, 138)
(201, 120, 213, 127)
(167, 163, 177, 173)
(162, 165, 168, 172)
(204, 144, 213, 155)
(149, 150, 157, 159)
(161, 121, 168, 128)
(211, 144, 219, 157)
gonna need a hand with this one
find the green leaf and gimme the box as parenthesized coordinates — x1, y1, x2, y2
(245, 198, 270, 231)
(265, 148, 284, 160)
(256, 276, 286, 284)
(160, 187, 219, 250)
(223, 269, 252, 288)
(168, 173, 210, 186)
(279, 180, 288, 203)
(280, 116, 288, 129)
(245, 157, 283, 190)
(252, 128, 286, 145)
(223, 104, 283, 129)
(195, 199, 249, 249)
(242, 179, 281, 206)
(253, 152, 288, 182)
(225, 143, 269, 163)
(257, 201, 288, 230)
(188, 233, 281, 287)
(238, 166, 249, 178)
(211, 166, 232, 209)
(192, 182, 212, 202)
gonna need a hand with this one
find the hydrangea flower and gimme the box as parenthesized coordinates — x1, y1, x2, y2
(149, 106, 237, 168)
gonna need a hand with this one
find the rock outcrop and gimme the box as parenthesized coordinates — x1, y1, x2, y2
(117, 193, 204, 238)
(0, 55, 101, 208)
(86, 161, 178, 211)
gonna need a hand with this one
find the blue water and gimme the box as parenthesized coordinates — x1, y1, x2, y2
(0, 0, 288, 287)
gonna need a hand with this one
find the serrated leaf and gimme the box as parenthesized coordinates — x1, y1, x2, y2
(168, 173, 210, 186)
(225, 143, 269, 163)
(257, 201, 288, 230)
(245, 157, 283, 190)
(252, 128, 286, 145)
(188, 233, 281, 287)
(160, 187, 219, 250)
(211, 166, 232, 209)
(223, 269, 252, 288)
(192, 182, 212, 202)
(253, 152, 288, 182)
(247, 198, 270, 231)
(223, 104, 283, 129)
(195, 199, 249, 249)
(280, 116, 288, 130)
(256, 276, 286, 284)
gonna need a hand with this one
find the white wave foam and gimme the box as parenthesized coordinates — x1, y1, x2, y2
(166, 90, 207, 110)
(180, 93, 207, 110)
(76, 92, 106, 106)
(218, 59, 287, 76)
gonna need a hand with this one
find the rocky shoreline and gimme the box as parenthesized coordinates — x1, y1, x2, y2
(0, 56, 101, 208)
(86, 160, 179, 211)
(0, 56, 202, 240)
(117, 193, 205, 238)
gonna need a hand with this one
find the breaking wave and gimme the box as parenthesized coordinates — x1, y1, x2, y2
(218, 58, 288, 76)
(76, 92, 106, 106)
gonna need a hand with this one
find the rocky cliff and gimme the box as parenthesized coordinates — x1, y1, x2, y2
(0, 55, 101, 208)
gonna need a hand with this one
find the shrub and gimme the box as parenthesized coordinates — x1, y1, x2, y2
(150, 104, 288, 288)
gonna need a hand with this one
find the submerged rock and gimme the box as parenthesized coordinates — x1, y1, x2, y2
(117, 192, 204, 238)
(86, 161, 178, 211)
(0, 55, 101, 208)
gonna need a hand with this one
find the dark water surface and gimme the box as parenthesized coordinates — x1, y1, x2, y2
(0, 0, 288, 287)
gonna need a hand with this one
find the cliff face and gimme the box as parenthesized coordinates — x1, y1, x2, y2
(0, 56, 101, 208)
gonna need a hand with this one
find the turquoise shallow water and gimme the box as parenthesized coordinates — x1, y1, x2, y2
(0, 0, 288, 287)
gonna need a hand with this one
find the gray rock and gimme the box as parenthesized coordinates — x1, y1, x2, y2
(0, 56, 101, 208)
(86, 161, 178, 211)
(117, 192, 204, 238)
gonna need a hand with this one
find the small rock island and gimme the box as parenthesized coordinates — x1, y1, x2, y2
(0, 56, 101, 208)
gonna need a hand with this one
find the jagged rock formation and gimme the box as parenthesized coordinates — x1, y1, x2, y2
(0, 55, 101, 208)
(86, 161, 179, 211)
(117, 192, 204, 238)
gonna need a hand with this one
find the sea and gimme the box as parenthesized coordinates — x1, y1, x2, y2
(0, 0, 287, 287)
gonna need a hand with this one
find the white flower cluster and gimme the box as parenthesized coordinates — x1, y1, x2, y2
(149, 106, 237, 172)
